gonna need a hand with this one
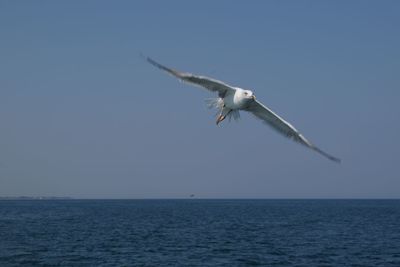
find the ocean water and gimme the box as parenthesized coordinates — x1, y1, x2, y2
(0, 200, 399, 266)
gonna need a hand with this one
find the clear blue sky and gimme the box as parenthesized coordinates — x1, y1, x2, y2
(1, 1, 399, 198)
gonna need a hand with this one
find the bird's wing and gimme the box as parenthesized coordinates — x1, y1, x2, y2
(245, 99, 341, 163)
(147, 57, 235, 98)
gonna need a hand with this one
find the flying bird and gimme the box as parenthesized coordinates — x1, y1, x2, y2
(147, 57, 340, 163)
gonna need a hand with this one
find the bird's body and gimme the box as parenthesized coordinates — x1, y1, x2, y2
(226, 88, 254, 109)
(147, 57, 340, 163)
(209, 88, 254, 124)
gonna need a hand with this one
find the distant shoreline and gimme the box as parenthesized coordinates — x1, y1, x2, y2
(0, 196, 73, 200)
(1, 197, 399, 201)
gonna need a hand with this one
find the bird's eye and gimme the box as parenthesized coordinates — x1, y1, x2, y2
(244, 92, 248, 95)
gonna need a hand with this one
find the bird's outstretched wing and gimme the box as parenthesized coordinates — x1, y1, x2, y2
(147, 57, 235, 98)
(245, 99, 341, 163)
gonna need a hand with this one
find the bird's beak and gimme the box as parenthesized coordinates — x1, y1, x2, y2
(252, 95, 256, 100)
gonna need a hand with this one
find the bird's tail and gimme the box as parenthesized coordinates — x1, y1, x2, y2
(204, 98, 240, 122)
(205, 98, 224, 110)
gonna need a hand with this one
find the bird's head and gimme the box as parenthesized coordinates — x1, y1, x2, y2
(243, 89, 256, 100)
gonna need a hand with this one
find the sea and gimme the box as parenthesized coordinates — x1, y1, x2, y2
(0, 199, 399, 266)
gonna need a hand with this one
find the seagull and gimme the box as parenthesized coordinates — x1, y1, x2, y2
(147, 57, 340, 163)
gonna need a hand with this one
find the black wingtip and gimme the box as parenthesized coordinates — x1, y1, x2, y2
(147, 57, 160, 68)
(144, 56, 181, 78)
(313, 146, 341, 164)
(143, 55, 165, 69)
(139, 52, 152, 64)
(140, 53, 151, 64)
(139, 53, 157, 67)
(328, 155, 341, 164)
